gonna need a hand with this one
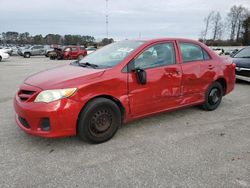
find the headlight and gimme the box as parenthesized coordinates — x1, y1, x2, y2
(34, 88, 77, 103)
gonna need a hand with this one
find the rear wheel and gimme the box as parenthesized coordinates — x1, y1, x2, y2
(0, 56, 2, 62)
(78, 98, 121, 143)
(24, 53, 30, 58)
(201, 82, 223, 111)
(78, 54, 84, 60)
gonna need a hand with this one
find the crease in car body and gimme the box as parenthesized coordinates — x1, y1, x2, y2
(14, 38, 235, 143)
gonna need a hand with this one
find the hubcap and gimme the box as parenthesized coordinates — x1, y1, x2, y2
(89, 108, 113, 137)
(208, 88, 221, 105)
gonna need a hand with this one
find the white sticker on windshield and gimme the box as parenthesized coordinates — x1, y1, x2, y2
(117, 48, 134, 53)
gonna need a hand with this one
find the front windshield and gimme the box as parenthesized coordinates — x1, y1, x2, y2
(233, 47, 250, 58)
(79, 40, 144, 68)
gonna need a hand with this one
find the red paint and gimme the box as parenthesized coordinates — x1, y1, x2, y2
(14, 38, 235, 138)
(63, 46, 87, 59)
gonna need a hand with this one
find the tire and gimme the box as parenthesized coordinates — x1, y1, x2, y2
(45, 53, 49, 57)
(201, 82, 223, 111)
(78, 98, 121, 143)
(0, 56, 2, 62)
(24, 53, 30, 58)
(78, 55, 84, 60)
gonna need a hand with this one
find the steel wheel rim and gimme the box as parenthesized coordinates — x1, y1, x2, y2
(208, 88, 221, 105)
(89, 107, 113, 138)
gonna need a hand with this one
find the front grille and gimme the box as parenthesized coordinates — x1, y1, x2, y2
(18, 116, 30, 129)
(235, 70, 250, 77)
(18, 89, 36, 101)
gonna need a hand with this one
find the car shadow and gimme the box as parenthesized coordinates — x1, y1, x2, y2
(236, 79, 250, 85)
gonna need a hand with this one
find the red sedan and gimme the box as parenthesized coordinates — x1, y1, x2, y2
(14, 38, 236, 143)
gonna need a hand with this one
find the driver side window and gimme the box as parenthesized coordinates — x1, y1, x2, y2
(134, 43, 176, 69)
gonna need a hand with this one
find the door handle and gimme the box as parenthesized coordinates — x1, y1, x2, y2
(164, 68, 181, 75)
(208, 65, 214, 70)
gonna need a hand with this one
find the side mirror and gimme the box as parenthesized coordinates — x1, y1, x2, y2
(134, 68, 147, 85)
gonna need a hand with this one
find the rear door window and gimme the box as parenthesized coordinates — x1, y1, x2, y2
(180, 43, 210, 62)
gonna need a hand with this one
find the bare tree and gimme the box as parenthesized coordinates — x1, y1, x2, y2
(211, 12, 223, 40)
(242, 16, 250, 45)
(202, 11, 214, 42)
(236, 7, 249, 41)
(227, 5, 248, 41)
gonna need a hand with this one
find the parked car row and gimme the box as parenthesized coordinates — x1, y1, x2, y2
(211, 47, 241, 56)
(17, 45, 97, 60)
(48, 46, 89, 60)
(0, 44, 97, 60)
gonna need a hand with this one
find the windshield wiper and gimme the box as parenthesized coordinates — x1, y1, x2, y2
(239, 56, 250, 58)
(78, 62, 99, 69)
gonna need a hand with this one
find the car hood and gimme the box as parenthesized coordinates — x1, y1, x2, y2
(232, 58, 250, 68)
(24, 64, 105, 90)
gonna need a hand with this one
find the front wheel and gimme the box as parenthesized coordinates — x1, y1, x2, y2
(78, 98, 121, 143)
(0, 56, 2, 62)
(201, 82, 223, 111)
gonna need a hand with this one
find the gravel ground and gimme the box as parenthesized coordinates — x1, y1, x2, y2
(0, 56, 250, 188)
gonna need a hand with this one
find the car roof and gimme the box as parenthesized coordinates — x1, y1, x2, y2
(127, 38, 200, 43)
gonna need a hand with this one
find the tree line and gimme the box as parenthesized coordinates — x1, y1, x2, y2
(200, 5, 250, 46)
(0, 32, 114, 47)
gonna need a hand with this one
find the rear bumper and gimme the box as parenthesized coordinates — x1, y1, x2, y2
(14, 94, 82, 138)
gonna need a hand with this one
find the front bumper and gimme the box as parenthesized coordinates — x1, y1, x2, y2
(14, 85, 82, 138)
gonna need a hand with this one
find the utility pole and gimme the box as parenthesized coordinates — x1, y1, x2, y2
(105, 0, 109, 38)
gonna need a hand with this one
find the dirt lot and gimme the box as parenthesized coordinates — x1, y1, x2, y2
(0, 56, 250, 188)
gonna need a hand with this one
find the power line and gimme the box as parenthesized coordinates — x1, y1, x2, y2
(105, 0, 109, 38)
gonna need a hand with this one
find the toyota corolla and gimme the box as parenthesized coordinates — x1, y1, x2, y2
(14, 38, 236, 143)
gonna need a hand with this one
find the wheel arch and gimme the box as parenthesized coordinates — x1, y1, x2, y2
(24, 52, 31, 57)
(215, 77, 227, 95)
(76, 94, 126, 132)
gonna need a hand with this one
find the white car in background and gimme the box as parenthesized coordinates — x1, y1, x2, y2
(86, 47, 97, 54)
(212, 48, 224, 55)
(0, 47, 13, 55)
(0, 50, 10, 61)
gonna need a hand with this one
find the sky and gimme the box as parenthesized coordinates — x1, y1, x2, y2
(0, 0, 249, 40)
